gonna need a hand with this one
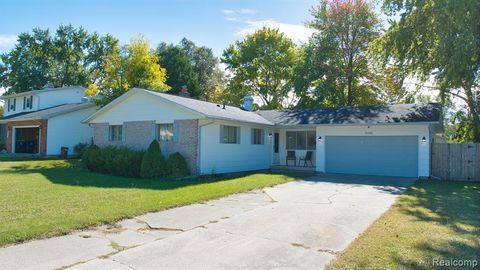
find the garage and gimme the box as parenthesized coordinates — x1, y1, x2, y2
(325, 136, 419, 177)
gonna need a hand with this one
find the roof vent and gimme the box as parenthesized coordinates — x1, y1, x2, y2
(242, 95, 254, 111)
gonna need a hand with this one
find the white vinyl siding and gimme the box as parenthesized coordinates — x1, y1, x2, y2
(220, 125, 240, 144)
(109, 125, 123, 141)
(286, 131, 316, 150)
(200, 121, 271, 174)
(251, 128, 264, 145)
(157, 123, 174, 141)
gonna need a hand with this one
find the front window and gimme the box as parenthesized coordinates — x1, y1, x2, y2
(221, 125, 239, 144)
(109, 125, 123, 141)
(251, 128, 264, 145)
(157, 123, 174, 141)
(286, 131, 316, 150)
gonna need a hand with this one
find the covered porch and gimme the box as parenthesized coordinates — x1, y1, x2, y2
(271, 127, 317, 170)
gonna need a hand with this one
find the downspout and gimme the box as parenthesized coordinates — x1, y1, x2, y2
(197, 120, 215, 176)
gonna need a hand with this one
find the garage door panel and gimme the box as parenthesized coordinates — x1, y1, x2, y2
(325, 136, 418, 177)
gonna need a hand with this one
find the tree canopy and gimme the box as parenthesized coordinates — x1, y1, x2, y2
(100, 36, 170, 104)
(157, 38, 224, 100)
(222, 27, 298, 109)
(295, 0, 381, 107)
(0, 24, 118, 94)
(373, 0, 480, 142)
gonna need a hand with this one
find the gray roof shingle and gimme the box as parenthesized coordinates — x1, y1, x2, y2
(256, 103, 442, 126)
(145, 90, 274, 125)
(0, 103, 95, 123)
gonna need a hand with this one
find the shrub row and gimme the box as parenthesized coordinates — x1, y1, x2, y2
(82, 141, 190, 178)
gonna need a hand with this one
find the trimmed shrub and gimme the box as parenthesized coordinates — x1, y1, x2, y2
(73, 142, 89, 157)
(82, 144, 144, 177)
(82, 144, 103, 171)
(167, 152, 190, 177)
(140, 140, 166, 178)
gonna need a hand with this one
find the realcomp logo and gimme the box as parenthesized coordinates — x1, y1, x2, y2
(432, 258, 478, 268)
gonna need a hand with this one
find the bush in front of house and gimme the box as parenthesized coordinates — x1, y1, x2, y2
(82, 144, 144, 177)
(167, 152, 190, 177)
(74, 142, 89, 157)
(140, 140, 167, 178)
(82, 141, 190, 179)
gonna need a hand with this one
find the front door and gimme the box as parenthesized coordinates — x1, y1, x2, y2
(273, 132, 280, 164)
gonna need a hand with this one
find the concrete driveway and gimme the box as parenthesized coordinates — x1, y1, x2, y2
(0, 174, 416, 270)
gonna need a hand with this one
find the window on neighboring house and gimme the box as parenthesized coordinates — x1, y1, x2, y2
(220, 125, 240, 144)
(8, 98, 16, 112)
(157, 123, 174, 141)
(7, 99, 10, 112)
(26, 96, 33, 109)
(286, 131, 316, 150)
(109, 125, 123, 141)
(251, 128, 264, 145)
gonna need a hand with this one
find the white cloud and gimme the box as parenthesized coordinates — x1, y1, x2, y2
(0, 34, 17, 48)
(236, 20, 315, 43)
(238, 8, 257, 15)
(221, 9, 235, 15)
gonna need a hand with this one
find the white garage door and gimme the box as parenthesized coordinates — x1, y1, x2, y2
(325, 136, 419, 177)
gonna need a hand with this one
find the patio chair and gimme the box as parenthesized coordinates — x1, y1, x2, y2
(299, 151, 313, 167)
(286, 151, 296, 166)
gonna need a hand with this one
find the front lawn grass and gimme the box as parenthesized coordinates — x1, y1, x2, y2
(326, 180, 480, 270)
(0, 159, 300, 247)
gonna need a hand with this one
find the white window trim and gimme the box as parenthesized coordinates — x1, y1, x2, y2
(251, 128, 265, 145)
(109, 124, 124, 142)
(157, 123, 174, 142)
(220, 125, 240, 144)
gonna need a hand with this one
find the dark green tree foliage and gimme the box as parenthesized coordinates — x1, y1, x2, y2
(374, 0, 480, 142)
(167, 152, 190, 177)
(157, 43, 200, 97)
(140, 140, 166, 178)
(222, 27, 298, 109)
(157, 38, 224, 100)
(0, 25, 119, 94)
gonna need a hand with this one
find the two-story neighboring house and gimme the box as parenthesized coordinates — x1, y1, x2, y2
(0, 86, 96, 156)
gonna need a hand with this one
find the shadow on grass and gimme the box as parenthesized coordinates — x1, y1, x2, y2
(393, 180, 480, 269)
(1, 160, 305, 191)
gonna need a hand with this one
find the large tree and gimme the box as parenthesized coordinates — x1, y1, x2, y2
(222, 27, 298, 109)
(157, 42, 200, 97)
(156, 38, 224, 100)
(374, 0, 480, 142)
(296, 0, 381, 107)
(0, 25, 118, 94)
(100, 36, 169, 104)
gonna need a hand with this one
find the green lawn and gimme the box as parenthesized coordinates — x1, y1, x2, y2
(326, 180, 480, 270)
(0, 159, 300, 247)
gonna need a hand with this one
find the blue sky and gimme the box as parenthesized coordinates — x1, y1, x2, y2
(0, 0, 317, 56)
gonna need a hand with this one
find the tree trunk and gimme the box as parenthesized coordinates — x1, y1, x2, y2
(346, 53, 354, 106)
(465, 84, 480, 142)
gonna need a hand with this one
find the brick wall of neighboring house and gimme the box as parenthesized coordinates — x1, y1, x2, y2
(5, 119, 48, 156)
(94, 121, 155, 150)
(93, 119, 199, 174)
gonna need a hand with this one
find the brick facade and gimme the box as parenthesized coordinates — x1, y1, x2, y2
(93, 119, 199, 174)
(5, 119, 48, 156)
(94, 121, 155, 150)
